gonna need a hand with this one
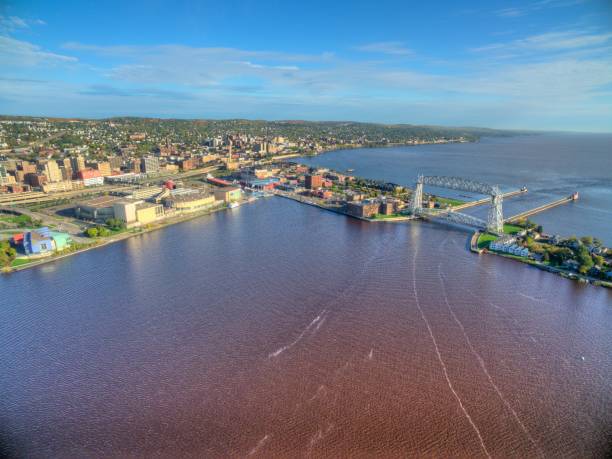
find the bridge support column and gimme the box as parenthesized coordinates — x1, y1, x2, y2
(487, 190, 504, 234)
(411, 175, 424, 214)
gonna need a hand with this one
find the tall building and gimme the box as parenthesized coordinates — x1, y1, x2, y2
(108, 156, 122, 171)
(70, 155, 86, 173)
(43, 161, 62, 183)
(0, 163, 8, 185)
(140, 156, 160, 174)
(25, 173, 47, 188)
(93, 161, 112, 177)
(305, 174, 323, 189)
(19, 162, 37, 174)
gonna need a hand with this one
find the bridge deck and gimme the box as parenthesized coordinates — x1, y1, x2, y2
(452, 189, 526, 211)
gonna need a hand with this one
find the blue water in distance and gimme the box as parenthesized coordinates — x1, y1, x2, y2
(296, 134, 612, 244)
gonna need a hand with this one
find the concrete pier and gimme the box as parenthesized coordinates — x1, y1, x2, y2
(505, 194, 577, 222)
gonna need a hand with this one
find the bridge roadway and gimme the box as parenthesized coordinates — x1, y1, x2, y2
(451, 189, 526, 211)
(422, 192, 575, 232)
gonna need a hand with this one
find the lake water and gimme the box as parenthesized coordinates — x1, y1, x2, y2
(0, 135, 611, 458)
(297, 134, 612, 245)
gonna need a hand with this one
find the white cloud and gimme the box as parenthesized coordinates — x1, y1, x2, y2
(0, 15, 47, 32)
(0, 36, 77, 67)
(494, 0, 588, 18)
(2, 28, 611, 131)
(355, 41, 413, 56)
(472, 31, 612, 53)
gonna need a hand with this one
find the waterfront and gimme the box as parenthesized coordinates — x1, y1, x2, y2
(1, 195, 611, 457)
(297, 134, 612, 245)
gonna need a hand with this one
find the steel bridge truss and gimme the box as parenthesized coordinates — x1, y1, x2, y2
(410, 175, 504, 234)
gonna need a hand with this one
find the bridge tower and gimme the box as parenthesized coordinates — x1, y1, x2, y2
(487, 188, 504, 234)
(411, 175, 424, 214)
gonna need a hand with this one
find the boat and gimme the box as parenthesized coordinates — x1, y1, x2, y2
(227, 202, 239, 209)
(347, 168, 355, 172)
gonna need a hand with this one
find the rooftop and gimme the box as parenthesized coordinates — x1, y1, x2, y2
(78, 195, 123, 208)
(164, 192, 213, 203)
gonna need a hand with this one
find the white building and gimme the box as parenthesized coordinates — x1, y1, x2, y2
(82, 176, 104, 187)
(490, 240, 529, 257)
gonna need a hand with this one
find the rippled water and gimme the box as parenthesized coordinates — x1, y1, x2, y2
(1, 135, 611, 458)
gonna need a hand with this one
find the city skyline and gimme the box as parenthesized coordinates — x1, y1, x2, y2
(1, 0, 612, 132)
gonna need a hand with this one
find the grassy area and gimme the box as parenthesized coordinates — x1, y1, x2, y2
(477, 233, 498, 249)
(0, 214, 33, 226)
(432, 196, 466, 207)
(11, 258, 34, 267)
(477, 224, 525, 250)
(503, 224, 523, 234)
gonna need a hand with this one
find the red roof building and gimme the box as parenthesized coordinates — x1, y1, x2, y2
(77, 169, 102, 180)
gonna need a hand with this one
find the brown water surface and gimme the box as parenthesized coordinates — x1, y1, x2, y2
(1, 196, 610, 458)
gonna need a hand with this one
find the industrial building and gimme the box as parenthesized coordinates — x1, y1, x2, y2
(141, 156, 160, 174)
(135, 202, 164, 224)
(76, 196, 123, 221)
(345, 200, 381, 218)
(162, 192, 217, 213)
(242, 177, 279, 190)
(213, 186, 242, 203)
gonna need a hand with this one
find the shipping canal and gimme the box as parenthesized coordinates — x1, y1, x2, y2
(1, 134, 611, 457)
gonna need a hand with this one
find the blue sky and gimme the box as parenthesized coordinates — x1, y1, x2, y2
(1, 0, 611, 131)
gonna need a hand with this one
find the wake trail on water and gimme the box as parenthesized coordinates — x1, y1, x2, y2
(247, 434, 270, 456)
(268, 310, 327, 358)
(437, 262, 544, 458)
(267, 230, 395, 361)
(411, 246, 492, 459)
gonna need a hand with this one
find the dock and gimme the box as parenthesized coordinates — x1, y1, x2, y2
(505, 194, 577, 222)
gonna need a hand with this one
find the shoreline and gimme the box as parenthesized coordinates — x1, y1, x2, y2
(306, 138, 474, 157)
(2, 203, 234, 275)
(471, 230, 612, 289)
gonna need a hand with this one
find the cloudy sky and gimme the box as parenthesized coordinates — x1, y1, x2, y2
(1, 0, 611, 131)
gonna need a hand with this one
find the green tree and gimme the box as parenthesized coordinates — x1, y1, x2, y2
(548, 247, 573, 265)
(86, 227, 99, 238)
(576, 246, 594, 274)
(580, 236, 594, 246)
(0, 241, 17, 267)
(105, 218, 125, 231)
(97, 227, 111, 237)
(592, 254, 605, 267)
